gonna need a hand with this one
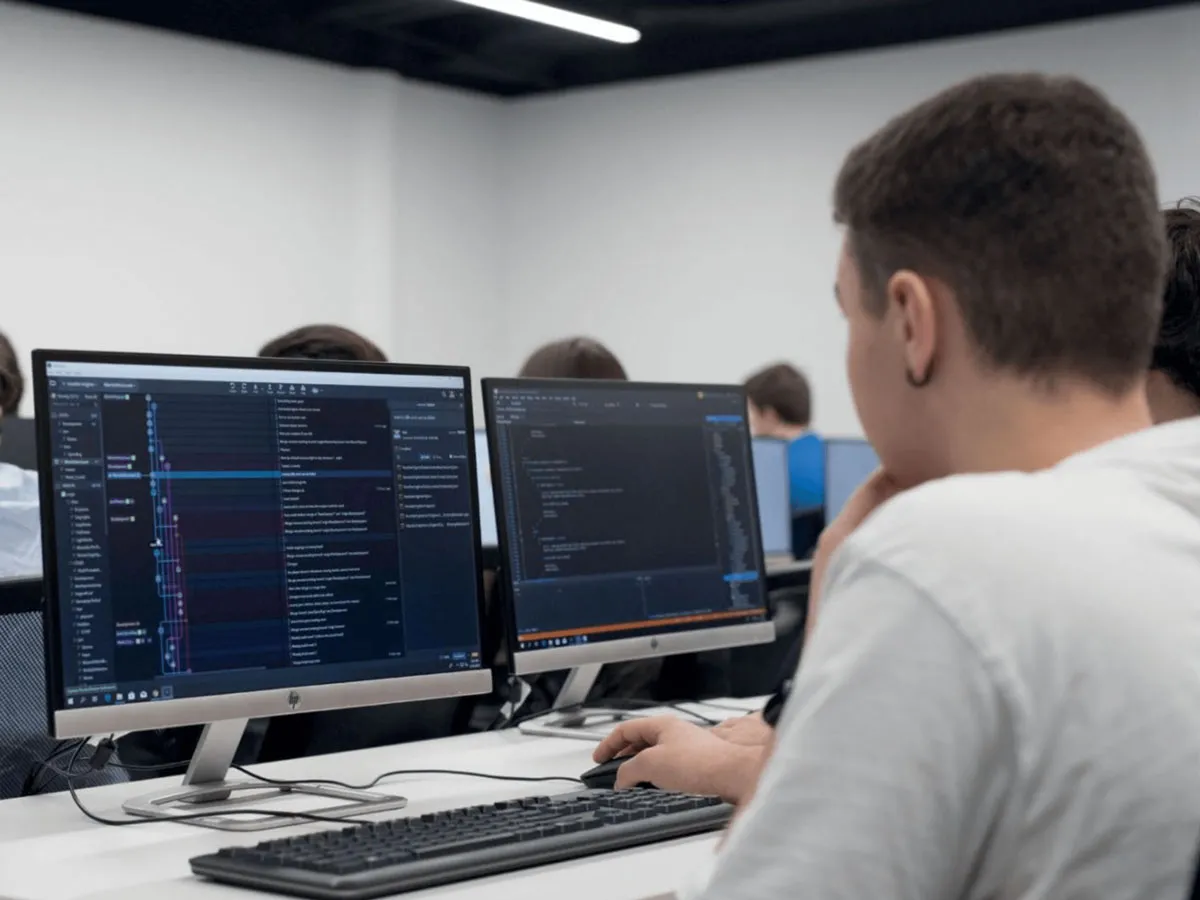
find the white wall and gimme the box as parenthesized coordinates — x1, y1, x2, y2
(0, 2, 505, 414)
(500, 5, 1200, 435)
(4, 3, 1198, 431)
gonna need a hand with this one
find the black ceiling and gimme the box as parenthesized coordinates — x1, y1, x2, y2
(20, 0, 1199, 96)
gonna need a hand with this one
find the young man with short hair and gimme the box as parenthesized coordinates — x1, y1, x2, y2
(744, 363, 824, 513)
(596, 74, 1200, 899)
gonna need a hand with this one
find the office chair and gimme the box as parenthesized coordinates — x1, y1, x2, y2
(0, 578, 128, 799)
(792, 506, 824, 560)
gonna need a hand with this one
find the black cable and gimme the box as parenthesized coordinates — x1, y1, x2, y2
(60, 742, 376, 829)
(22, 739, 87, 797)
(233, 765, 585, 792)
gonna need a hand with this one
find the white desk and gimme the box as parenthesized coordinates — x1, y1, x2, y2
(0, 698, 764, 900)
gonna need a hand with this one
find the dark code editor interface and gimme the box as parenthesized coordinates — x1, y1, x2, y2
(487, 383, 768, 651)
(46, 360, 483, 710)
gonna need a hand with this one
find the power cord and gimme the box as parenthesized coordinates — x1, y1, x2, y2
(46, 738, 585, 830)
(22, 739, 86, 797)
(58, 741, 374, 829)
(232, 765, 585, 791)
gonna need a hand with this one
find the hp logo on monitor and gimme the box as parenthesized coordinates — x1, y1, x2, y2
(287, 691, 302, 711)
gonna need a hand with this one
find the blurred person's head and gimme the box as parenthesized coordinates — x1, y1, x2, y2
(259, 324, 387, 363)
(518, 338, 627, 380)
(832, 73, 1165, 487)
(0, 332, 24, 419)
(1146, 199, 1200, 424)
(744, 363, 812, 439)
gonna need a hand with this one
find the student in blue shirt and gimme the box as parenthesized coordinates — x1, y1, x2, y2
(745, 363, 823, 513)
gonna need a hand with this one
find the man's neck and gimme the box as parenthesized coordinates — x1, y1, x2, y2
(946, 381, 1153, 475)
(775, 424, 809, 442)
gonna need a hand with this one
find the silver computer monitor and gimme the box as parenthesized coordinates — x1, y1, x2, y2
(751, 437, 791, 558)
(474, 429, 497, 547)
(483, 378, 774, 737)
(34, 350, 491, 828)
(824, 437, 879, 522)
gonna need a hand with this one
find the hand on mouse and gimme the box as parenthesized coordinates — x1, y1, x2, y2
(709, 712, 774, 747)
(593, 717, 763, 804)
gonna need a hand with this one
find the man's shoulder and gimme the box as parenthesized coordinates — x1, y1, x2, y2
(854, 471, 1049, 549)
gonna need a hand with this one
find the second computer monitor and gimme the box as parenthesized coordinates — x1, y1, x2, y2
(824, 438, 880, 523)
(483, 379, 774, 677)
(474, 429, 498, 548)
(751, 438, 791, 558)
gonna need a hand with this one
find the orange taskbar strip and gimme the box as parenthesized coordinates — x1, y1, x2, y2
(521, 607, 767, 643)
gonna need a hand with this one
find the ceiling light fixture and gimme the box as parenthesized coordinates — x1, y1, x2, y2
(446, 0, 641, 44)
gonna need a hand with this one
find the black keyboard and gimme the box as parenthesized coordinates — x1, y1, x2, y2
(191, 789, 731, 899)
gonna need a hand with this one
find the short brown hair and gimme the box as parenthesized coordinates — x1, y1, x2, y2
(0, 332, 24, 416)
(259, 325, 387, 363)
(519, 338, 627, 380)
(833, 73, 1166, 394)
(745, 363, 811, 426)
(1153, 199, 1200, 400)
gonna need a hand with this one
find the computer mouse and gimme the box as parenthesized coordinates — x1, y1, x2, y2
(580, 756, 656, 791)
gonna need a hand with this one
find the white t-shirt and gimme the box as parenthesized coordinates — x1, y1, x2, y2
(700, 418, 1200, 900)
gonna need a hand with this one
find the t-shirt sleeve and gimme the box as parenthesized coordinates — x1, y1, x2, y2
(697, 558, 1013, 900)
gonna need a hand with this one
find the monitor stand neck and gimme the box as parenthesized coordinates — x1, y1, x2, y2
(518, 663, 647, 743)
(121, 717, 407, 832)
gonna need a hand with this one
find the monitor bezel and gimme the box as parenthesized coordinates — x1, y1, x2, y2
(33, 348, 492, 739)
(481, 376, 774, 677)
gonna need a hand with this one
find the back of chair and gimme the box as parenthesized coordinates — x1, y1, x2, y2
(0, 596, 128, 799)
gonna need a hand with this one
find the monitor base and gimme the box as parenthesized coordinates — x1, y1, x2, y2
(517, 707, 647, 742)
(515, 664, 645, 742)
(122, 781, 407, 832)
(117, 717, 407, 831)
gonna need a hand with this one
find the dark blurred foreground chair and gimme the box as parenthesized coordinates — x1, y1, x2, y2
(0, 577, 128, 798)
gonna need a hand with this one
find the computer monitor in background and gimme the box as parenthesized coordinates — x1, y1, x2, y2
(34, 350, 491, 829)
(824, 438, 880, 523)
(751, 438, 791, 563)
(483, 378, 774, 740)
(474, 429, 497, 548)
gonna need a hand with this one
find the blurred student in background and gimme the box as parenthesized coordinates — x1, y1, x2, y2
(744, 364, 823, 513)
(0, 331, 39, 578)
(518, 337, 627, 380)
(259, 323, 387, 363)
(1147, 199, 1200, 424)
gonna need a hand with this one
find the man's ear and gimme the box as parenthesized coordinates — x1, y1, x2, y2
(885, 269, 938, 388)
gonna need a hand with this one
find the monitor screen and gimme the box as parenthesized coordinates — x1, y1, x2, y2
(37, 352, 487, 731)
(824, 438, 879, 522)
(484, 379, 771, 669)
(475, 430, 497, 547)
(751, 438, 791, 556)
